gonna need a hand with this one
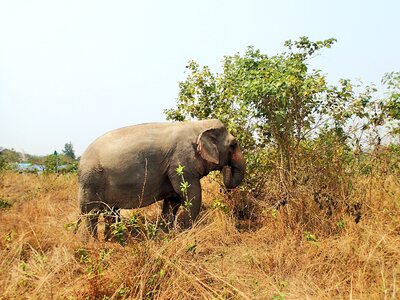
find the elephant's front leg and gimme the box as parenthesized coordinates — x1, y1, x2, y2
(179, 180, 202, 229)
(161, 196, 181, 231)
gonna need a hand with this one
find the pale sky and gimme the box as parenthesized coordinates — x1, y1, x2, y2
(1, 1, 399, 156)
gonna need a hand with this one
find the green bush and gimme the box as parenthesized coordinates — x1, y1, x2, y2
(165, 37, 399, 224)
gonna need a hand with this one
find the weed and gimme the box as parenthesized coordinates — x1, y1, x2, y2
(0, 198, 12, 209)
(127, 214, 139, 228)
(212, 198, 229, 214)
(75, 247, 91, 264)
(63, 220, 80, 232)
(111, 221, 127, 245)
(117, 286, 131, 298)
(91, 248, 112, 275)
(176, 164, 192, 209)
(337, 219, 346, 230)
(146, 221, 158, 240)
(186, 241, 197, 254)
(304, 231, 319, 246)
(271, 292, 286, 300)
(4, 231, 14, 250)
(18, 261, 27, 272)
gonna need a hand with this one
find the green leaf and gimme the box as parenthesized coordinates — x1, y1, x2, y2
(176, 164, 185, 176)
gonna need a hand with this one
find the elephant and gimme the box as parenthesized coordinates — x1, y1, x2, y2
(78, 119, 246, 240)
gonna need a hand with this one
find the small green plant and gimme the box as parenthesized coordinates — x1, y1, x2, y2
(146, 221, 158, 239)
(304, 231, 319, 246)
(127, 214, 139, 227)
(63, 220, 80, 232)
(75, 247, 91, 264)
(111, 220, 127, 245)
(159, 268, 166, 278)
(144, 264, 167, 300)
(212, 198, 229, 214)
(337, 219, 346, 230)
(117, 287, 131, 298)
(0, 198, 12, 210)
(4, 231, 14, 250)
(272, 280, 288, 299)
(176, 164, 192, 209)
(126, 213, 142, 238)
(175, 164, 185, 176)
(76, 247, 112, 275)
(18, 261, 28, 273)
(186, 242, 197, 254)
(93, 248, 112, 274)
(271, 292, 286, 300)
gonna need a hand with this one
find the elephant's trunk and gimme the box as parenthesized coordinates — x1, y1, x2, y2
(222, 146, 246, 189)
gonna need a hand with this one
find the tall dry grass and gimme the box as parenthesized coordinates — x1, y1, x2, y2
(0, 169, 399, 299)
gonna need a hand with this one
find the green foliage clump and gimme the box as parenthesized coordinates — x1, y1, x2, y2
(44, 147, 78, 174)
(165, 37, 342, 191)
(165, 37, 399, 212)
(0, 156, 6, 171)
(212, 198, 229, 214)
(0, 149, 20, 171)
(382, 71, 400, 133)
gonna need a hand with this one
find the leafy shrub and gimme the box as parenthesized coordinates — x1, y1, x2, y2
(165, 37, 399, 224)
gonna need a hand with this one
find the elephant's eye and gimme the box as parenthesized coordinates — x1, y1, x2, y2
(230, 141, 237, 149)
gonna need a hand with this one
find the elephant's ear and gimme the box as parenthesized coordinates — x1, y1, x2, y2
(197, 129, 219, 165)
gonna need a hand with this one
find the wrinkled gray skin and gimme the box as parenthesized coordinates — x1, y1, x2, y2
(78, 119, 246, 240)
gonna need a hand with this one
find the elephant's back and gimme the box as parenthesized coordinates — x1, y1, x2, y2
(79, 119, 223, 167)
(79, 122, 184, 169)
(94, 119, 222, 142)
(86, 123, 179, 151)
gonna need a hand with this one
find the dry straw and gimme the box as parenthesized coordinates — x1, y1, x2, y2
(0, 170, 399, 299)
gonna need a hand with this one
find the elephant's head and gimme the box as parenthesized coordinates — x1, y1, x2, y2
(197, 121, 246, 189)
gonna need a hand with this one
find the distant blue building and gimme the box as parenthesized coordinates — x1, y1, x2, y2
(16, 163, 44, 173)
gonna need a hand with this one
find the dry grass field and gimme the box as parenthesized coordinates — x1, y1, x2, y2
(0, 169, 399, 299)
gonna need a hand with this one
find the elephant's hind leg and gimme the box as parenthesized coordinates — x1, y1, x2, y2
(161, 196, 181, 231)
(104, 207, 122, 241)
(82, 209, 100, 241)
(78, 182, 104, 241)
